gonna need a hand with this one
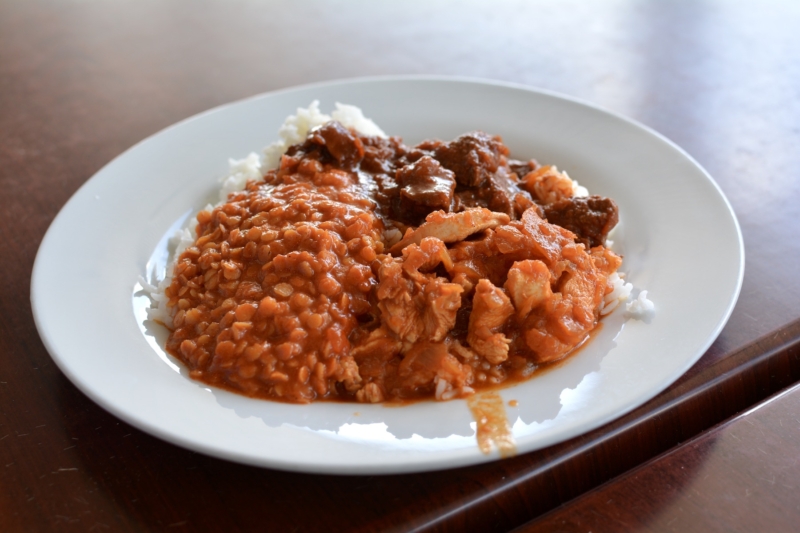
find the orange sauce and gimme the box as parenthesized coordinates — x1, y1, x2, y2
(467, 392, 516, 457)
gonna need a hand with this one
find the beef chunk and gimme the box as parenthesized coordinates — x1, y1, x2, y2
(392, 156, 456, 224)
(361, 136, 405, 174)
(404, 139, 443, 162)
(306, 121, 364, 169)
(482, 167, 520, 216)
(508, 158, 540, 179)
(432, 132, 521, 217)
(433, 132, 507, 187)
(452, 166, 522, 217)
(543, 195, 619, 248)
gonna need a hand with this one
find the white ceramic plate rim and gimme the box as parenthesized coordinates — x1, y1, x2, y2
(31, 76, 744, 474)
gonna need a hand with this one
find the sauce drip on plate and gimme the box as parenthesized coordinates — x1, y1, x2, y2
(467, 392, 516, 457)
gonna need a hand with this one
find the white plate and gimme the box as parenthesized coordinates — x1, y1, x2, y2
(31, 77, 744, 474)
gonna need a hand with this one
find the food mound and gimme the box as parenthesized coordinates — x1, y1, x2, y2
(159, 111, 624, 403)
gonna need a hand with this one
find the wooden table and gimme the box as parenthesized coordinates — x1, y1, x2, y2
(2, 1, 799, 531)
(516, 382, 800, 533)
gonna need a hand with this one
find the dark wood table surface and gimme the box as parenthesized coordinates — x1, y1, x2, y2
(516, 381, 800, 533)
(2, 1, 799, 531)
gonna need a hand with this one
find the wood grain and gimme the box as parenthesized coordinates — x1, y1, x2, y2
(515, 382, 800, 533)
(2, 1, 800, 531)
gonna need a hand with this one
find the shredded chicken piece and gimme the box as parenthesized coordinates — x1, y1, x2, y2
(514, 211, 610, 362)
(504, 259, 552, 318)
(589, 245, 624, 278)
(521, 165, 575, 205)
(355, 382, 385, 403)
(400, 237, 454, 280)
(518, 207, 576, 266)
(446, 231, 504, 292)
(389, 208, 510, 254)
(467, 279, 515, 364)
(335, 355, 363, 392)
(397, 341, 472, 392)
(559, 244, 607, 321)
(376, 240, 464, 343)
(350, 326, 402, 361)
(449, 339, 479, 361)
(348, 326, 400, 403)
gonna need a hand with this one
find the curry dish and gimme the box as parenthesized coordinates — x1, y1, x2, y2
(163, 121, 622, 403)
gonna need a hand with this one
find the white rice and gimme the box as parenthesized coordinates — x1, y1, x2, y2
(220, 153, 261, 202)
(262, 101, 386, 170)
(599, 272, 654, 319)
(600, 272, 632, 316)
(626, 290, 655, 317)
(433, 375, 475, 401)
(563, 170, 589, 197)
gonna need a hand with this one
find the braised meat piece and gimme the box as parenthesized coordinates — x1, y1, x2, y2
(454, 167, 526, 217)
(432, 132, 524, 217)
(434, 132, 506, 187)
(393, 156, 456, 224)
(401, 139, 443, 165)
(305, 121, 365, 169)
(508, 158, 540, 179)
(542, 195, 619, 248)
(361, 135, 405, 174)
(484, 167, 526, 216)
